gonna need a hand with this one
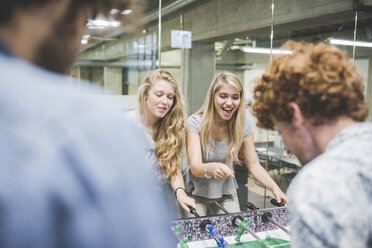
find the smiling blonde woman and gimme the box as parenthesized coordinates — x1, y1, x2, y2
(183, 72, 287, 217)
(127, 69, 196, 219)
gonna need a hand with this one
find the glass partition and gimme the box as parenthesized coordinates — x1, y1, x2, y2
(72, 0, 372, 215)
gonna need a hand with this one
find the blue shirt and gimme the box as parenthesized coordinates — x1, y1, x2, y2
(125, 110, 181, 219)
(288, 122, 372, 248)
(0, 51, 175, 247)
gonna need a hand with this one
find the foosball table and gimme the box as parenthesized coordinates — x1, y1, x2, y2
(171, 203, 290, 248)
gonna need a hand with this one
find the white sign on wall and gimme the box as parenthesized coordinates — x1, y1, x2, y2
(171, 30, 192, 49)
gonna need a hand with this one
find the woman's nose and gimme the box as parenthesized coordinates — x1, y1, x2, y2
(160, 96, 168, 104)
(226, 98, 233, 105)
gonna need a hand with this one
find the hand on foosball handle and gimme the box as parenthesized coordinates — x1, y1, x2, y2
(246, 202, 259, 210)
(187, 206, 200, 218)
(270, 198, 284, 207)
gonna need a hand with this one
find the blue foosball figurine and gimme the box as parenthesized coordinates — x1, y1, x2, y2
(207, 224, 229, 248)
(217, 235, 229, 248)
(207, 224, 217, 237)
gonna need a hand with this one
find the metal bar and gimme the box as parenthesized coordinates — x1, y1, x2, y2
(158, 0, 162, 68)
(245, 228, 262, 241)
(267, 217, 290, 235)
(352, 11, 358, 62)
(214, 202, 229, 214)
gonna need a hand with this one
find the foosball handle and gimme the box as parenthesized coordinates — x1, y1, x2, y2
(246, 201, 259, 210)
(270, 198, 284, 207)
(261, 212, 272, 223)
(232, 216, 243, 227)
(188, 206, 201, 218)
(200, 219, 212, 231)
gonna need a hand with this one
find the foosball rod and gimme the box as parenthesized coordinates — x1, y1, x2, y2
(187, 206, 201, 218)
(189, 206, 230, 247)
(213, 202, 262, 241)
(246, 200, 290, 236)
(261, 212, 290, 235)
(199, 219, 231, 248)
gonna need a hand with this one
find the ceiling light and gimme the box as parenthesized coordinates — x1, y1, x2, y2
(110, 9, 120, 15)
(86, 20, 121, 29)
(241, 47, 292, 55)
(329, 38, 372, 48)
(121, 9, 132, 15)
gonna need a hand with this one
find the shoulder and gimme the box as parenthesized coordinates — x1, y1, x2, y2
(288, 153, 372, 247)
(288, 149, 371, 221)
(243, 109, 254, 137)
(125, 109, 143, 125)
(0, 56, 175, 247)
(187, 113, 202, 123)
(0, 55, 147, 160)
(187, 114, 203, 132)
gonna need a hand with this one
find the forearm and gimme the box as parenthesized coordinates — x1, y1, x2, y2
(169, 171, 186, 190)
(248, 162, 279, 191)
(169, 172, 188, 200)
(190, 162, 217, 178)
(170, 171, 197, 211)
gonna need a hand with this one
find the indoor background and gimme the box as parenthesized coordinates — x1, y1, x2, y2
(71, 0, 372, 211)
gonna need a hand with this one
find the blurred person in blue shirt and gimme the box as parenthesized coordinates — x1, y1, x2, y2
(0, 0, 175, 247)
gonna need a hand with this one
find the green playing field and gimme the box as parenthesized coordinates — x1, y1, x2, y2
(211, 237, 290, 248)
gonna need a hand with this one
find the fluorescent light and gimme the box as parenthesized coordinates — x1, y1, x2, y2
(86, 20, 121, 29)
(241, 47, 293, 55)
(110, 9, 120, 15)
(330, 39, 372, 48)
(121, 9, 132, 15)
(110, 8, 132, 15)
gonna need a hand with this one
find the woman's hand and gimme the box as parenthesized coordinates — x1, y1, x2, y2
(176, 189, 197, 213)
(271, 186, 288, 205)
(212, 163, 234, 181)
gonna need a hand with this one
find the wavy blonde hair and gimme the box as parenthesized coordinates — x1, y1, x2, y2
(138, 69, 186, 181)
(197, 72, 246, 166)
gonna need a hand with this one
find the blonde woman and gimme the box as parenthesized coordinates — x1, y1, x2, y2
(184, 72, 287, 216)
(127, 69, 196, 218)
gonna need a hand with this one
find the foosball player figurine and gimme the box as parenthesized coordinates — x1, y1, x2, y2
(174, 225, 181, 237)
(207, 224, 226, 247)
(217, 236, 229, 248)
(207, 224, 218, 238)
(235, 217, 249, 242)
(180, 237, 189, 248)
(260, 235, 272, 248)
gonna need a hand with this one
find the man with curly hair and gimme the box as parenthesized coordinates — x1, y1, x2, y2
(0, 1, 175, 247)
(252, 41, 371, 247)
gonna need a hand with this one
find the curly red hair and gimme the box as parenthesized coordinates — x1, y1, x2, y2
(252, 40, 368, 130)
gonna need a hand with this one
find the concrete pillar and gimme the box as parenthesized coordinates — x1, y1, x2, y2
(91, 67, 104, 87)
(104, 67, 123, 94)
(70, 66, 80, 85)
(185, 41, 215, 116)
(79, 67, 90, 82)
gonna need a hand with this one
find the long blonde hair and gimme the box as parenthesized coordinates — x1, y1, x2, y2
(138, 69, 186, 181)
(197, 72, 246, 166)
